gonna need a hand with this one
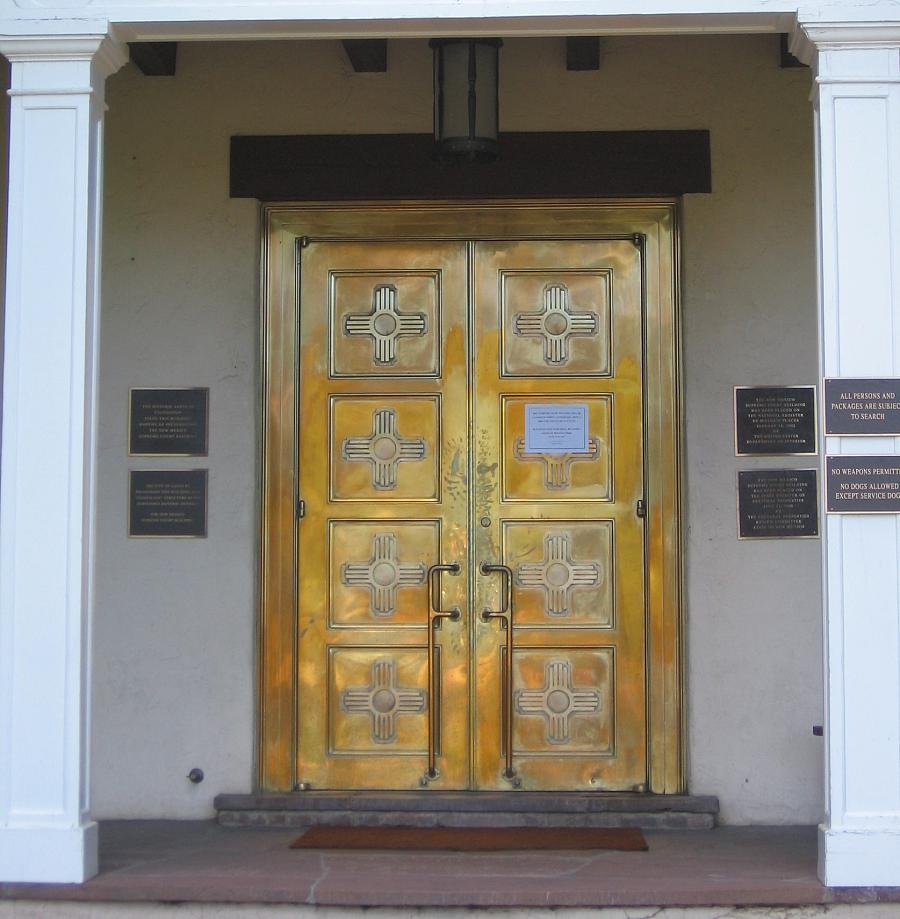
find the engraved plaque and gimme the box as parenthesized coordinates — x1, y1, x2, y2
(129, 469, 207, 538)
(824, 378, 900, 436)
(129, 388, 209, 456)
(734, 386, 816, 456)
(826, 456, 900, 513)
(737, 469, 818, 539)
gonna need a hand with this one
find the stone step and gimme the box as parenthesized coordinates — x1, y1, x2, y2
(215, 792, 719, 830)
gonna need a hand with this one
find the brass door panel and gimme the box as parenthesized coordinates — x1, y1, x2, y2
(262, 203, 682, 795)
(505, 521, 614, 627)
(502, 395, 613, 499)
(473, 239, 645, 791)
(499, 270, 612, 377)
(297, 240, 469, 790)
(330, 396, 441, 501)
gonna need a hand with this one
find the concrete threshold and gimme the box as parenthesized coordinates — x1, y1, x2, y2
(215, 791, 719, 829)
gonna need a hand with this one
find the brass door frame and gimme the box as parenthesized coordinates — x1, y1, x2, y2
(258, 200, 684, 794)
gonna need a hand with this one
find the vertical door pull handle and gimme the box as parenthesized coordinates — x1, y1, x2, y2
(424, 562, 461, 781)
(480, 562, 517, 782)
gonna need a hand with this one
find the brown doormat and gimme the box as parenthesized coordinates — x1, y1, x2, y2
(290, 826, 648, 851)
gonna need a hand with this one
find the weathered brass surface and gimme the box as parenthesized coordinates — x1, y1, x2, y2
(479, 562, 516, 783)
(472, 238, 645, 791)
(260, 202, 683, 794)
(296, 240, 469, 790)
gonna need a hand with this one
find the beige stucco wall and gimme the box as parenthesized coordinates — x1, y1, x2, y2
(92, 33, 822, 823)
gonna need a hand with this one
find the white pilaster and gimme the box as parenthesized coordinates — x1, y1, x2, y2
(0, 28, 127, 884)
(793, 20, 900, 888)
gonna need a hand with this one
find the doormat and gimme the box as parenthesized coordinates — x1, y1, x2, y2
(290, 826, 648, 851)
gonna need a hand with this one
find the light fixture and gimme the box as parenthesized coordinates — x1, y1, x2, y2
(430, 38, 503, 163)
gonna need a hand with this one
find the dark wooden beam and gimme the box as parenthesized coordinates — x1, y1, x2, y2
(342, 39, 387, 73)
(230, 130, 711, 200)
(779, 34, 807, 69)
(129, 42, 177, 76)
(566, 37, 601, 71)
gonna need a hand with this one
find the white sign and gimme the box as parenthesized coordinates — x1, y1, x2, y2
(524, 403, 589, 454)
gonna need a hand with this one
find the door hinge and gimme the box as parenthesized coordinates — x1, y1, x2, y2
(297, 499, 306, 519)
(636, 498, 646, 518)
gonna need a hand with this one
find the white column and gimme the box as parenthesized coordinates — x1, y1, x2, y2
(793, 21, 900, 888)
(0, 28, 126, 883)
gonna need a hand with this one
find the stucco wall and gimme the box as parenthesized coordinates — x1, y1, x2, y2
(93, 33, 821, 822)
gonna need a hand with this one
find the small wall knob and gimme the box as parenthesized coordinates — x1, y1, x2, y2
(187, 768, 204, 784)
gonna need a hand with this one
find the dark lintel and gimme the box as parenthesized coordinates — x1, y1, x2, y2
(230, 131, 712, 200)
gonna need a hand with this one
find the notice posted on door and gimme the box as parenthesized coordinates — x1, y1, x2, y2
(524, 403, 589, 453)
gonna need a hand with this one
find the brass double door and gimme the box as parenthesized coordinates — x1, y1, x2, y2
(297, 235, 646, 792)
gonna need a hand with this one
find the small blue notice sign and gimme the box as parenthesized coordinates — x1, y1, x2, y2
(524, 403, 589, 454)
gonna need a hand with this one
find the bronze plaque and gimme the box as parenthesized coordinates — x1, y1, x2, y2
(826, 456, 900, 513)
(823, 378, 900, 436)
(129, 388, 209, 456)
(129, 469, 208, 537)
(737, 469, 819, 538)
(734, 386, 817, 456)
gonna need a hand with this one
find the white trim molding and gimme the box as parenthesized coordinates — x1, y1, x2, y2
(0, 30, 126, 884)
(796, 18, 900, 888)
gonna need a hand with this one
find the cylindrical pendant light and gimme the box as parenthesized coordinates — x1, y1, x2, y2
(430, 38, 503, 163)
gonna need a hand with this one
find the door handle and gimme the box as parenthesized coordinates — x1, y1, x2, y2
(429, 562, 461, 623)
(425, 562, 460, 781)
(480, 562, 517, 782)
(480, 562, 511, 622)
